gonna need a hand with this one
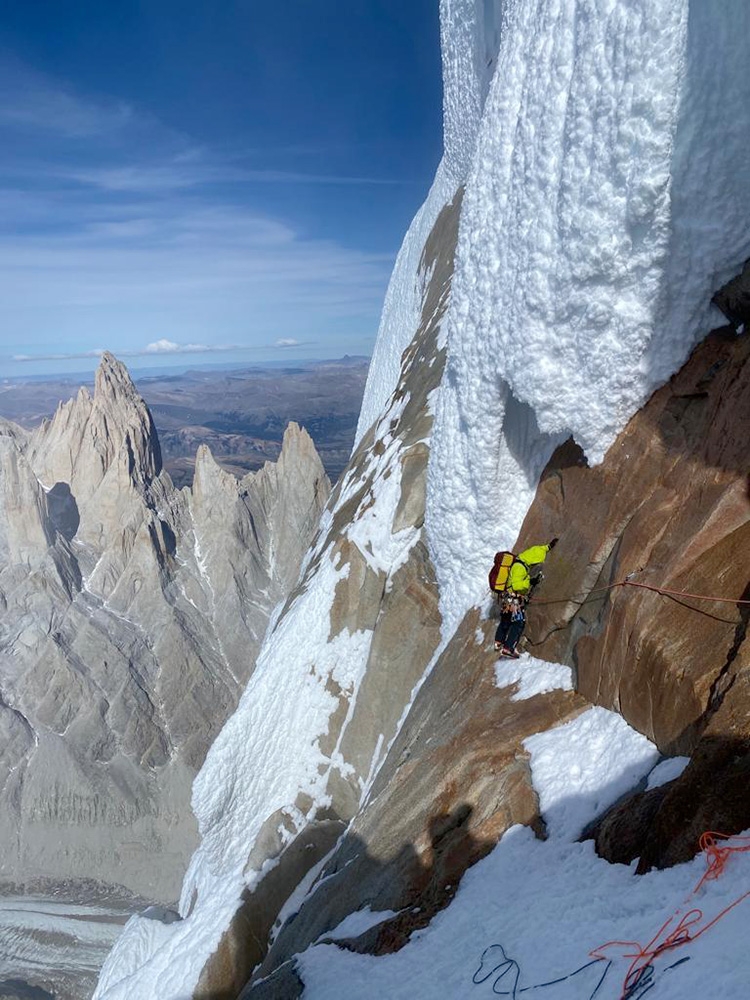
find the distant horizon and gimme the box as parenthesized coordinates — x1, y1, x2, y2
(0, 2, 441, 380)
(0, 351, 371, 385)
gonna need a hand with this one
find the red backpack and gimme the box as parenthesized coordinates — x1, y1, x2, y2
(489, 551, 515, 593)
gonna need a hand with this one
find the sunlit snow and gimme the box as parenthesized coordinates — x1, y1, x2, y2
(494, 653, 573, 701)
(426, 0, 750, 636)
(298, 708, 750, 1000)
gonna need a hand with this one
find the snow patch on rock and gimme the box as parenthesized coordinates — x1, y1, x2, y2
(297, 709, 749, 1000)
(494, 654, 572, 701)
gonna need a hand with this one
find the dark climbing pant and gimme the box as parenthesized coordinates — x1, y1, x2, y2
(494, 606, 526, 652)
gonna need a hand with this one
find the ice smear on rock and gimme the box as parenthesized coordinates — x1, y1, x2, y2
(426, 0, 750, 636)
(319, 906, 398, 943)
(647, 756, 691, 791)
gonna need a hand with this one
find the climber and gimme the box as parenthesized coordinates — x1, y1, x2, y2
(492, 539, 558, 657)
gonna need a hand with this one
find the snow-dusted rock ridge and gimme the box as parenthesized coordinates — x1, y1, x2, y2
(95, 2, 750, 998)
(0, 355, 329, 901)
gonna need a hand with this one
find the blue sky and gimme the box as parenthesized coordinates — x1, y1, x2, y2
(0, 1, 442, 376)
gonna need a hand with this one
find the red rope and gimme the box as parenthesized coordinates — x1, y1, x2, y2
(532, 579, 750, 607)
(624, 580, 750, 606)
(591, 832, 750, 998)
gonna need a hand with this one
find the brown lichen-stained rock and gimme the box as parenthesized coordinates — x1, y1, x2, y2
(392, 443, 429, 532)
(520, 328, 750, 751)
(337, 538, 442, 785)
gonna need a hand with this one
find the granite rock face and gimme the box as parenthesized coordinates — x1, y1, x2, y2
(0, 355, 329, 900)
(193, 191, 464, 1000)
(187, 191, 586, 1000)
(515, 322, 750, 869)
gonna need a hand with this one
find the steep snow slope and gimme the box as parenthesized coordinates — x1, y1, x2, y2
(94, 191, 461, 1000)
(427, 0, 750, 633)
(297, 708, 750, 1000)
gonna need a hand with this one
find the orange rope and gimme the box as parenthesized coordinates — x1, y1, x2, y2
(591, 831, 750, 998)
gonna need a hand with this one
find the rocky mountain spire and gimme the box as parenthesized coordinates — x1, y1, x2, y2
(29, 351, 161, 508)
(0, 355, 330, 900)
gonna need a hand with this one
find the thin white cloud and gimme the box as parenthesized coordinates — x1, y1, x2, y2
(12, 349, 104, 362)
(144, 339, 232, 354)
(274, 338, 301, 348)
(11, 343, 242, 363)
(0, 60, 136, 139)
(48, 162, 407, 193)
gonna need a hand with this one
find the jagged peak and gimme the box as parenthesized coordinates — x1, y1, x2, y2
(192, 443, 238, 502)
(94, 351, 141, 405)
(0, 415, 28, 442)
(280, 421, 315, 455)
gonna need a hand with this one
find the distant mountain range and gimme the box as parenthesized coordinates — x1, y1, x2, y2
(0, 356, 370, 486)
(0, 353, 330, 902)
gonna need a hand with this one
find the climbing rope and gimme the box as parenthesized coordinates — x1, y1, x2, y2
(531, 578, 750, 608)
(591, 831, 750, 999)
(473, 832, 750, 999)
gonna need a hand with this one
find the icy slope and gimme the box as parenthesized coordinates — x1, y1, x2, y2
(93, 191, 461, 1000)
(356, 0, 503, 440)
(426, 0, 750, 631)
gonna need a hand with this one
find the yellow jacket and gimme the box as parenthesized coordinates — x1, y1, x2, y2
(508, 544, 551, 595)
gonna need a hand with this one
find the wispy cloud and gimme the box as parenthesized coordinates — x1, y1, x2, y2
(12, 349, 105, 363)
(143, 339, 235, 355)
(34, 160, 409, 193)
(0, 59, 136, 139)
(274, 338, 302, 348)
(11, 342, 242, 362)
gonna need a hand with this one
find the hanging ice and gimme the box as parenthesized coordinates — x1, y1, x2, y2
(426, 0, 750, 632)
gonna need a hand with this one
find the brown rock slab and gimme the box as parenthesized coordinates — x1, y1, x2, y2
(515, 323, 750, 870)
